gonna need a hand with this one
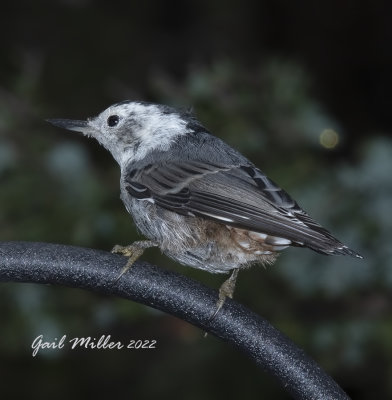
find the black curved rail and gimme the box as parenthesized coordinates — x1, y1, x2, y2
(0, 241, 350, 400)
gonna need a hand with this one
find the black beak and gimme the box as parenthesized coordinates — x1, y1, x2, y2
(46, 118, 88, 133)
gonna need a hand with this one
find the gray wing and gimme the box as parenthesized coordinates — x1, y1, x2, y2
(125, 160, 361, 257)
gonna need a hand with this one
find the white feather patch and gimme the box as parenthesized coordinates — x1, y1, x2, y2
(271, 245, 289, 251)
(238, 241, 251, 249)
(202, 212, 234, 223)
(267, 236, 291, 246)
(249, 231, 268, 241)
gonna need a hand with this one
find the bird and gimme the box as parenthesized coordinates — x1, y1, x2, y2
(47, 100, 362, 316)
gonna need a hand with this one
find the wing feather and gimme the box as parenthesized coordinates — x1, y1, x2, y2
(125, 161, 361, 257)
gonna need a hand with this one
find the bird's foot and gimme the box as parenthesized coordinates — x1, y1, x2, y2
(208, 268, 239, 323)
(111, 240, 157, 282)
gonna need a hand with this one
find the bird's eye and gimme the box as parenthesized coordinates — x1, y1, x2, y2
(107, 115, 119, 127)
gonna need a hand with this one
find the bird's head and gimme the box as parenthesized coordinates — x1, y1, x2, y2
(47, 101, 196, 167)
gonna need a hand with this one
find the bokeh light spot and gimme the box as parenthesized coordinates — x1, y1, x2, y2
(320, 129, 339, 149)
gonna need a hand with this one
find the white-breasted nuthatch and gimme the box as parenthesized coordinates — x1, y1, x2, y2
(48, 101, 362, 313)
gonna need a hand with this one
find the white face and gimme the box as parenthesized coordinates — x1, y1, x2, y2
(81, 101, 190, 167)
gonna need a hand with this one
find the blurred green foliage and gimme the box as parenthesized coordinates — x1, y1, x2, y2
(1, 2, 391, 399)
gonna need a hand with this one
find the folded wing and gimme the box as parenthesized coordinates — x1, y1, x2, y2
(125, 160, 361, 258)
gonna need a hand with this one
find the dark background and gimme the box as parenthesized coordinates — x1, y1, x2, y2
(1, 1, 392, 399)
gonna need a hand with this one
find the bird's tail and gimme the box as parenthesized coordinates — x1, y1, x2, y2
(292, 213, 363, 259)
